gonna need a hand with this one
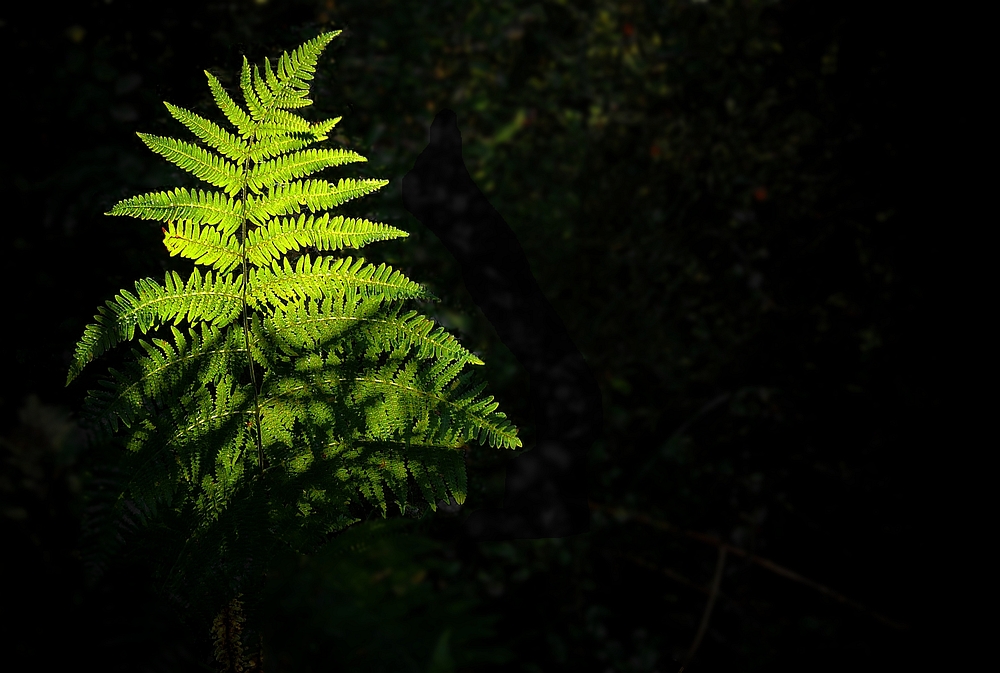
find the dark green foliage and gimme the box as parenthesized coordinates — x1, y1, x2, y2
(258, 517, 515, 672)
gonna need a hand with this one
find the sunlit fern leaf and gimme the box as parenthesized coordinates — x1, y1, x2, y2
(163, 102, 249, 162)
(248, 133, 317, 162)
(67, 268, 244, 384)
(247, 255, 437, 309)
(306, 116, 342, 143)
(162, 221, 243, 273)
(245, 148, 368, 193)
(244, 213, 409, 267)
(245, 177, 391, 224)
(137, 134, 243, 195)
(261, 293, 483, 365)
(205, 71, 254, 138)
(107, 187, 242, 233)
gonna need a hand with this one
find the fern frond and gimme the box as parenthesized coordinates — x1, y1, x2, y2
(240, 56, 267, 123)
(242, 118, 342, 162)
(262, 57, 283, 100)
(162, 221, 242, 273)
(275, 31, 339, 92)
(70, 30, 519, 635)
(205, 71, 254, 138)
(258, 109, 313, 137)
(253, 351, 511, 514)
(245, 149, 368, 193)
(251, 63, 276, 113)
(107, 187, 242, 235)
(248, 134, 315, 162)
(188, 383, 256, 520)
(137, 134, 243, 195)
(243, 213, 407, 267)
(308, 116, 342, 142)
(340, 443, 411, 517)
(441, 372, 522, 450)
(119, 375, 253, 532)
(83, 324, 248, 434)
(68, 269, 243, 384)
(269, 83, 313, 110)
(260, 354, 518, 453)
(248, 255, 436, 309)
(405, 444, 468, 512)
(163, 102, 249, 162)
(246, 178, 390, 224)
(264, 294, 483, 365)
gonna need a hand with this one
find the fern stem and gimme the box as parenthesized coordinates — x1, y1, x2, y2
(239, 174, 265, 478)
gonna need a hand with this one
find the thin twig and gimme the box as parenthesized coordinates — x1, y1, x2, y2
(684, 546, 726, 667)
(589, 501, 908, 631)
(611, 550, 721, 598)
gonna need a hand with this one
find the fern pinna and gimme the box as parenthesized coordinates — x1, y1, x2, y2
(67, 30, 520, 634)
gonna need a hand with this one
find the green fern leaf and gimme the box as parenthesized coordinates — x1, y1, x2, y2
(308, 116, 342, 142)
(248, 255, 437, 308)
(67, 268, 242, 383)
(84, 324, 247, 434)
(243, 214, 408, 268)
(107, 187, 242, 235)
(245, 148, 368, 193)
(246, 178, 390, 223)
(251, 62, 276, 113)
(163, 102, 249, 162)
(263, 294, 484, 365)
(248, 133, 317, 162)
(240, 56, 267, 122)
(162, 221, 242, 273)
(137, 134, 243, 195)
(205, 70, 254, 138)
(277, 31, 338, 90)
(258, 108, 312, 135)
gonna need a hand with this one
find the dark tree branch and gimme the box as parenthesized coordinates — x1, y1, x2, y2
(684, 546, 727, 668)
(590, 501, 909, 631)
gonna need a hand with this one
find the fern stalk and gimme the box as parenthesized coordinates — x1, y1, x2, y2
(239, 173, 265, 479)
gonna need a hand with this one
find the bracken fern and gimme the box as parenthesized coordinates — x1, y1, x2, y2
(67, 29, 520, 649)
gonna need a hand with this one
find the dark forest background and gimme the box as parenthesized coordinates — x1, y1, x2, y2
(0, 0, 978, 671)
